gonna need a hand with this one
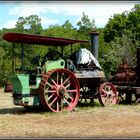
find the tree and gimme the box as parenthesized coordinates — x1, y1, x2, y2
(25, 15, 43, 34)
(62, 20, 74, 29)
(15, 17, 26, 33)
(127, 4, 140, 42)
(104, 4, 140, 43)
(77, 12, 96, 40)
(103, 12, 128, 43)
(43, 23, 80, 56)
(15, 15, 43, 34)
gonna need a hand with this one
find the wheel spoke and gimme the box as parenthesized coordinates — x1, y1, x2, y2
(65, 83, 70, 89)
(65, 93, 74, 101)
(60, 98, 64, 110)
(66, 89, 77, 93)
(61, 73, 63, 85)
(47, 93, 55, 101)
(57, 71, 59, 84)
(45, 89, 56, 94)
(102, 89, 106, 94)
(50, 77, 57, 86)
(62, 76, 71, 85)
(49, 96, 58, 107)
(46, 81, 54, 89)
(56, 100, 59, 112)
(64, 98, 72, 107)
(108, 85, 111, 91)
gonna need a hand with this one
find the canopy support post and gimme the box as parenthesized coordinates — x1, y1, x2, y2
(71, 44, 73, 54)
(12, 43, 15, 74)
(61, 46, 64, 57)
(21, 43, 24, 73)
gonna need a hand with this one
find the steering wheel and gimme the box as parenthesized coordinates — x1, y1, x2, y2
(42, 51, 63, 66)
(31, 55, 40, 66)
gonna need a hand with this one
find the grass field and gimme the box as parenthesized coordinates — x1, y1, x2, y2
(0, 88, 140, 138)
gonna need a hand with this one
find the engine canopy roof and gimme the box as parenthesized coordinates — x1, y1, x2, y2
(3, 32, 88, 46)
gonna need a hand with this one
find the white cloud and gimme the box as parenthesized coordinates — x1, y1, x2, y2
(2, 20, 16, 29)
(9, 2, 136, 16)
(7, 2, 137, 28)
(9, 2, 46, 17)
(1, 17, 59, 29)
(41, 16, 59, 28)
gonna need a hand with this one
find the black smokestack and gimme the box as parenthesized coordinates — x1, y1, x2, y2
(89, 31, 99, 59)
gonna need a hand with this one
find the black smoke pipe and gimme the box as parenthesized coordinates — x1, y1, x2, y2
(89, 31, 99, 60)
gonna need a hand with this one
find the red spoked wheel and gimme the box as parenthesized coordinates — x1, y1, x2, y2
(98, 82, 118, 106)
(38, 68, 80, 112)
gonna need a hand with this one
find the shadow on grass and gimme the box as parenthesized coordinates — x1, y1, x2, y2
(0, 102, 101, 115)
(0, 106, 50, 115)
(77, 99, 102, 108)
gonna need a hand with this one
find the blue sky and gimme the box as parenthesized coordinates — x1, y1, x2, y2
(0, 1, 139, 29)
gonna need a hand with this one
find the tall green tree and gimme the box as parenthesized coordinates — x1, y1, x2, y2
(127, 4, 140, 42)
(15, 15, 43, 34)
(62, 20, 74, 29)
(25, 15, 43, 34)
(77, 12, 96, 40)
(15, 17, 26, 33)
(104, 4, 140, 43)
(103, 12, 128, 43)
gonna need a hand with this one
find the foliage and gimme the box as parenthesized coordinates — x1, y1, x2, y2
(15, 15, 43, 34)
(100, 4, 140, 77)
(103, 4, 140, 43)
(99, 31, 139, 77)
(77, 12, 96, 38)
(43, 21, 82, 56)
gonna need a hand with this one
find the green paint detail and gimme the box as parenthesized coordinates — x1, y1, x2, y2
(9, 74, 41, 107)
(9, 74, 30, 94)
(13, 95, 40, 106)
(22, 96, 40, 106)
(44, 59, 65, 73)
(23, 97, 29, 102)
(33, 96, 40, 106)
(36, 75, 41, 88)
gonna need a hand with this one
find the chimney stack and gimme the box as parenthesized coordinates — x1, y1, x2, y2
(90, 31, 99, 60)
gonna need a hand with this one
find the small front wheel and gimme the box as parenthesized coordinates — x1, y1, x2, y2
(98, 82, 118, 106)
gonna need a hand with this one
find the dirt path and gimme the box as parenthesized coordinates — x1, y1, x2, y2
(0, 89, 140, 138)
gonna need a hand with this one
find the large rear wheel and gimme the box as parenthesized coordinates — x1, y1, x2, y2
(38, 69, 80, 112)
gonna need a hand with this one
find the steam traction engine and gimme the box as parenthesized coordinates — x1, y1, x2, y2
(3, 32, 118, 112)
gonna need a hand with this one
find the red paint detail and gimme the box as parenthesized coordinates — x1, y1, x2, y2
(3, 32, 88, 46)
